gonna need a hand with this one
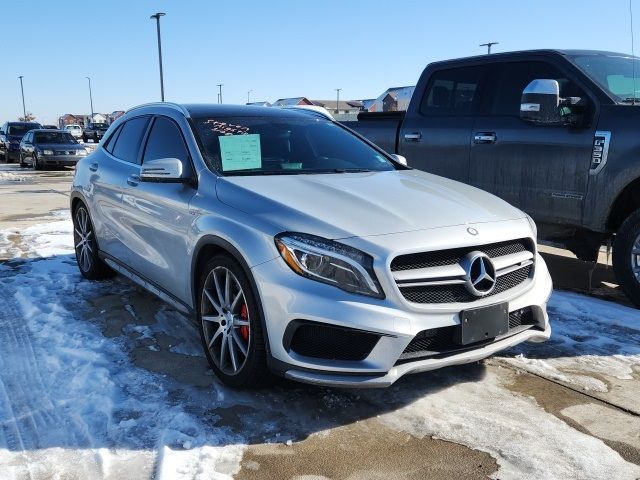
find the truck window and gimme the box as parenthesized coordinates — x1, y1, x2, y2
(419, 66, 485, 116)
(490, 61, 586, 116)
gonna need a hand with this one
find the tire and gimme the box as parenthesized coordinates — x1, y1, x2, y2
(197, 254, 270, 388)
(82, 134, 88, 143)
(72, 203, 115, 280)
(19, 154, 26, 168)
(613, 208, 640, 307)
(32, 153, 42, 171)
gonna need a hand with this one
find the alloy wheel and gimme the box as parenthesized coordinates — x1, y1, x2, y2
(631, 232, 640, 283)
(74, 206, 94, 273)
(201, 266, 251, 375)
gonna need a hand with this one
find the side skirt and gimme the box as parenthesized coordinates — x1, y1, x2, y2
(101, 253, 195, 320)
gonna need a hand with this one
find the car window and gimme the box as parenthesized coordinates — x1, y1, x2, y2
(489, 61, 586, 116)
(420, 66, 486, 116)
(193, 115, 395, 175)
(110, 117, 150, 164)
(143, 117, 189, 162)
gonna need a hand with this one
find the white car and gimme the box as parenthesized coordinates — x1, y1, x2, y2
(64, 124, 83, 140)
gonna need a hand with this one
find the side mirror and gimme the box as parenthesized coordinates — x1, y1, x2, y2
(140, 157, 187, 183)
(390, 154, 408, 166)
(520, 79, 562, 124)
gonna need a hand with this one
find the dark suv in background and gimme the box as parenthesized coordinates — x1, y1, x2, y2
(0, 121, 42, 162)
(82, 123, 109, 143)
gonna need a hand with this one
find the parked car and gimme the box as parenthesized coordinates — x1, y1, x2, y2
(20, 129, 88, 170)
(70, 103, 552, 388)
(82, 123, 109, 143)
(343, 49, 640, 307)
(42, 125, 58, 130)
(0, 121, 42, 162)
(64, 124, 83, 140)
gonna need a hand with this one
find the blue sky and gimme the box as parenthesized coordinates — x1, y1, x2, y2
(1, 0, 637, 124)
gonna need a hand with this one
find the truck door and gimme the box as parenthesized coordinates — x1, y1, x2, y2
(399, 65, 488, 183)
(469, 60, 597, 225)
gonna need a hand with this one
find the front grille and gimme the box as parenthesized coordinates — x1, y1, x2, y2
(288, 322, 380, 361)
(392, 238, 534, 304)
(396, 307, 537, 363)
(391, 239, 531, 271)
(400, 264, 531, 304)
(55, 150, 75, 156)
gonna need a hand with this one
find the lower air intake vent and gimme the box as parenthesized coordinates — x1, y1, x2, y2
(287, 321, 380, 361)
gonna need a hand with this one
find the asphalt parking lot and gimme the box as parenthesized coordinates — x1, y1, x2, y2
(1, 163, 639, 479)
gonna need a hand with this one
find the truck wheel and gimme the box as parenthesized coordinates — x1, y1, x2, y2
(613, 209, 640, 307)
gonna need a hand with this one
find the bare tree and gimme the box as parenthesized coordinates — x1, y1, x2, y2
(18, 112, 36, 122)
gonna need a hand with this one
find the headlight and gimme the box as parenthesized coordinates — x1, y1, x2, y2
(43, 149, 54, 155)
(77, 148, 88, 155)
(525, 213, 537, 239)
(275, 232, 384, 299)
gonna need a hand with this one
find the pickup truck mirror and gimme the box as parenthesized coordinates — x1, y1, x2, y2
(140, 157, 188, 183)
(520, 79, 562, 124)
(390, 154, 408, 166)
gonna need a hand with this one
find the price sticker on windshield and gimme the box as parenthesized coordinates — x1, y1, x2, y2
(219, 134, 262, 171)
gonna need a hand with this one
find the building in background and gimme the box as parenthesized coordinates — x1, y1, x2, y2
(272, 97, 314, 107)
(58, 112, 121, 128)
(366, 86, 415, 112)
(310, 100, 363, 120)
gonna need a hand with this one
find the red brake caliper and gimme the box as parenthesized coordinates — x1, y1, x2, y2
(239, 304, 249, 342)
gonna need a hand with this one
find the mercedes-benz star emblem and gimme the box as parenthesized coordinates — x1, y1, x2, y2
(460, 251, 497, 296)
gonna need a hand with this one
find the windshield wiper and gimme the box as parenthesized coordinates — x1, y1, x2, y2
(623, 97, 639, 104)
(332, 168, 372, 173)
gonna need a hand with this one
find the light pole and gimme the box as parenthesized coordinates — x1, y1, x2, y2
(18, 76, 26, 119)
(247, 89, 253, 103)
(334, 88, 341, 114)
(150, 12, 166, 101)
(480, 42, 499, 54)
(86, 76, 94, 121)
(217, 84, 223, 104)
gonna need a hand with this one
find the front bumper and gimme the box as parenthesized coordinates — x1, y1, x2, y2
(41, 154, 82, 166)
(252, 246, 553, 388)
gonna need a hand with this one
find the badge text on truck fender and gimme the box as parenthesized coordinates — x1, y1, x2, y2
(590, 131, 611, 175)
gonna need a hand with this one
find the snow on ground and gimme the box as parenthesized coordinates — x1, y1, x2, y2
(0, 211, 639, 479)
(499, 291, 640, 394)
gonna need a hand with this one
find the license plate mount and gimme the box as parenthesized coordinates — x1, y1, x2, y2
(456, 302, 509, 345)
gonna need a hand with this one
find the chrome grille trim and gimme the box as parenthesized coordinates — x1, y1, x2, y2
(391, 238, 535, 304)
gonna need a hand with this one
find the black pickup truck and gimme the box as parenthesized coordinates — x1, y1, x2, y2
(82, 122, 109, 143)
(344, 49, 640, 306)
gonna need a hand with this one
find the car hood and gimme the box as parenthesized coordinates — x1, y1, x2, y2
(216, 169, 525, 239)
(36, 143, 83, 149)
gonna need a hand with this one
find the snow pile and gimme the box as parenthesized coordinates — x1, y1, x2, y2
(0, 213, 247, 479)
(499, 291, 640, 393)
(0, 209, 72, 259)
(366, 369, 640, 479)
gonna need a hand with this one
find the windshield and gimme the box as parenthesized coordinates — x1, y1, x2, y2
(7, 124, 40, 136)
(66, 125, 81, 130)
(192, 115, 396, 176)
(571, 54, 640, 101)
(34, 132, 77, 144)
(91, 123, 109, 130)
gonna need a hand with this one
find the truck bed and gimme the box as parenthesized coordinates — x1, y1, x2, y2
(341, 111, 404, 154)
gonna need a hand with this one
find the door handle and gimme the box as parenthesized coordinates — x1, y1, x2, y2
(474, 132, 496, 144)
(404, 132, 422, 142)
(127, 175, 140, 187)
(89, 162, 98, 172)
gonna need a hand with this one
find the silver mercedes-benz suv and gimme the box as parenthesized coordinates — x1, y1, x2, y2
(71, 103, 552, 388)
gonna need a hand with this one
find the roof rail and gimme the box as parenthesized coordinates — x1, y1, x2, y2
(125, 102, 190, 117)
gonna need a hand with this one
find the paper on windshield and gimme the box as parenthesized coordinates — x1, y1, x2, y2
(219, 134, 261, 171)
